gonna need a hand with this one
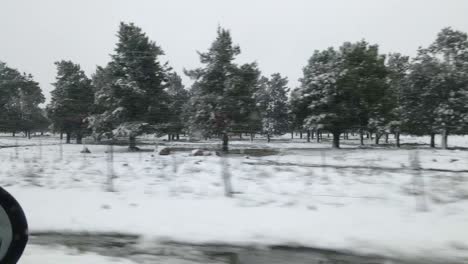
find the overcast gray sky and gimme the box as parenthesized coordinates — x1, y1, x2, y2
(1, 0, 468, 103)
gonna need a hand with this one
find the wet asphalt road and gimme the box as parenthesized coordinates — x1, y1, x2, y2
(28, 233, 415, 264)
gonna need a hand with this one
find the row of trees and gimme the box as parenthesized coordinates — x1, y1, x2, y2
(2, 23, 467, 149)
(45, 23, 293, 150)
(291, 27, 468, 148)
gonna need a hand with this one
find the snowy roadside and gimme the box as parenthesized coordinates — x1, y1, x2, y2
(10, 188, 468, 264)
(1, 138, 468, 263)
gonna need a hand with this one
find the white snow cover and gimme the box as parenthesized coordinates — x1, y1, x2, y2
(1, 135, 468, 263)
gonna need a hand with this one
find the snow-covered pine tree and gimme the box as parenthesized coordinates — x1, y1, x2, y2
(47, 61, 93, 144)
(16, 73, 48, 138)
(289, 86, 309, 140)
(406, 28, 468, 149)
(184, 27, 259, 151)
(90, 22, 169, 150)
(0, 62, 46, 138)
(406, 50, 449, 148)
(256, 73, 290, 142)
(298, 41, 388, 148)
(338, 41, 389, 145)
(427, 28, 468, 148)
(166, 72, 189, 140)
(300, 47, 353, 148)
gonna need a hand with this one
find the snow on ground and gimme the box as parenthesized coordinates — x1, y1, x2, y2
(1, 136, 468, 263)
(22, 244, 137, 264)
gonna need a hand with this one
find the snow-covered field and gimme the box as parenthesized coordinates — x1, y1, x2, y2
(1, 135, 468, 263)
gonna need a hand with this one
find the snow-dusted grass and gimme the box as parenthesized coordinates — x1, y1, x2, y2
(1, 135, 468, 263)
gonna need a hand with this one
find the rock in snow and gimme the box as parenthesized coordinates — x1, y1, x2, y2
(191, 149, 205, 156)
(158, 147, 171, 155)
(80, 147, 91, 153)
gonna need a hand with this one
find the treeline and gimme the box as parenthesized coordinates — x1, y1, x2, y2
(1, 23, 467, 149)
(291, 28, 468, 148)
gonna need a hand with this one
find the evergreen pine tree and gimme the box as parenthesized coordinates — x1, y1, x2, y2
(166, 72, 189, 139)
(185, 27, 259, 151)
(47, 60, 93, 143)
(386, 53, 410, 147)
(90, 22, 169, 149)
(256, 73, 290, 142)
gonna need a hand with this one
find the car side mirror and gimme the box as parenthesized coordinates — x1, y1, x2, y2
(0, 187, 28, 264)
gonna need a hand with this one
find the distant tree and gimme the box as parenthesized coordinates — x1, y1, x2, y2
(289, 86, 309, 138)
(89, 22, 169, 150)
(185, 27, 259, 151)
(385, 53, 410, 147)
(165, 72, 189, 140)
(229, 63, 262, 137)
(47, 60, 93, 144)
(256, 73, 290, 142)
(30, 108, 50, 135)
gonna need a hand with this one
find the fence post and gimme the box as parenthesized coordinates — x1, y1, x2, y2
(221, 155, 233, 197)
(410, 150, 428, 212)
(106, 142, 115, 192)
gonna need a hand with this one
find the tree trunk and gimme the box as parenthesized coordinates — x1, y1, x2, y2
(267, 133, 271, 143)
(250, 133, 254, 142)
(396, 132, 400, 148)
(306, 130, 311, 142)
(300, 132, 303, 139)
(222, 133, 229, 151)
(176, 134, 180, 141)
(311, 131, 314, 139)
(441, 129, 448, 149)
(385, 133, 389, 144)
(317, 130, 320, 143)
(430, 133, 436, 148)
(327, 133, 330, 138)
(332, 132, 340, 148)
(375, 133, 380, 145)
(168, 134, 171, 141)
(66, 132, 71, 144)
(60, 132, 63, 140)
(366, 133, 370, 139)
(129, 136, 137, 150)
(27, 131, 31, 139)
(12, 132, 15, 137)
(360, 130, 364, 146)
(239, 133, 243, 139)
(291, 131, 293, 139)
(76, 133, 83, 144)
